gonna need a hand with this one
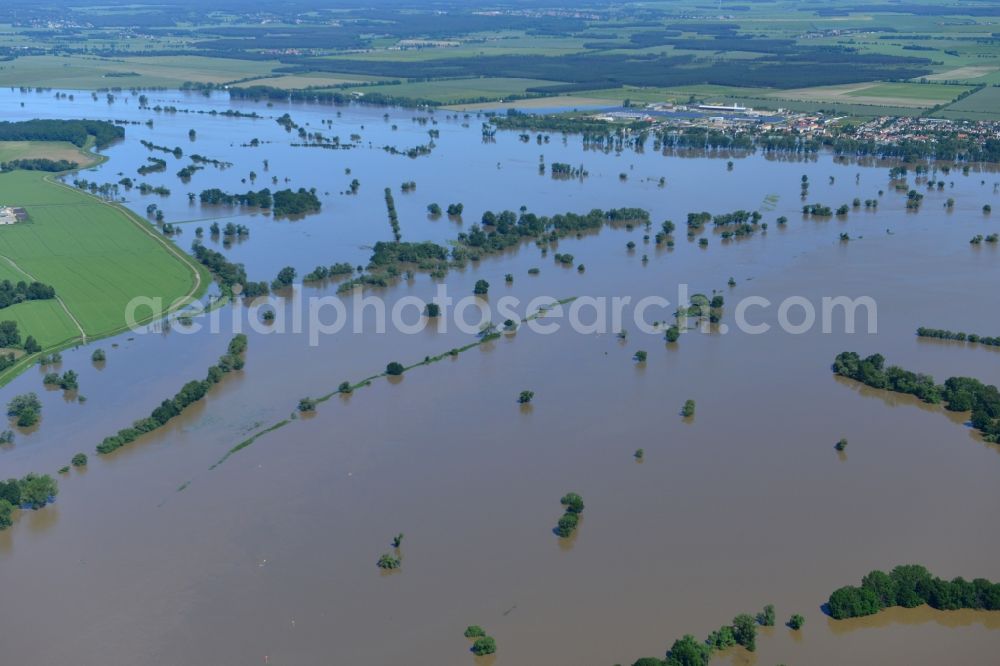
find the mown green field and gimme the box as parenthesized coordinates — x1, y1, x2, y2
(0, 170, 205, 353)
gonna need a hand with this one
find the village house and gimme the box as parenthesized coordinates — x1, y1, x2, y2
(0, 206, 28, 225)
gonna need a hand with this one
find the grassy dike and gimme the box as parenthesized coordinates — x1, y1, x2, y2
(0, 152, 209, 386)
(198, 297, 578, 477)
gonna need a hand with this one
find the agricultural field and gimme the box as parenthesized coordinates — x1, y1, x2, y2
(579, 84, 775, 105)
(0, 55, 282, 89)
(770, 82, 973, 109)
(933, 86, 1000, 120)
(0, 170, 205, 354)
(343, 77, 562, 103)
(231, 72, 387, 90)
(0, 2, 997, 117)
(0, 140, 98, 166)
(443, 95, 613, 112)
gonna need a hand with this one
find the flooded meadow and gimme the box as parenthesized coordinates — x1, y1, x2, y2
(0, 88, 998, 665)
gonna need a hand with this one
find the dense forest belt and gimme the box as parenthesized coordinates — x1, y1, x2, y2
(96, 335, 247, 455)
(832, 351, 1000, 442)
(0, 158, 78, 172)
(197, 186, 320, 217)
(280, 50, 931, 90)
(828, 565, 1000, 619)
(200, 298, 576, 475)
(0, 120, 123, 149)
(917, 327, 1000, 348)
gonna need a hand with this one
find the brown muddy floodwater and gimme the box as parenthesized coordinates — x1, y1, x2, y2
(0, 88, 999, 666)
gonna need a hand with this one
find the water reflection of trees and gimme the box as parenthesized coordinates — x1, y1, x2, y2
(825, 605, 1000, 635)
(832, 375, 1000, 457)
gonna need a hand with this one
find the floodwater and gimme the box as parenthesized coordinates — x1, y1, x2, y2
(0, 88, 999, 666)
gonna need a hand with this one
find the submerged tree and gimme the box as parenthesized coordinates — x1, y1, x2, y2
(732, 613, 757, 652)
(376, 553, 401, 570)
(756, 604, 775, 627)
(471, 636, 496, 656)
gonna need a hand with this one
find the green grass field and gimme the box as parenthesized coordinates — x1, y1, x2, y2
(0, 170, 205, 360)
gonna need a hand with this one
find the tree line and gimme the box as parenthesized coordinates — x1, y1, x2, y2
(628, 601, 803, 666)
(833, 351, 1000, 442)
(0, 319, 40, 356)
(199, 187, 273, 208)
(0, 158, 78, 173)
(191, 243, 267, 298)
(0, 279, 56, 310)
(0, 119, 123, 148)
(96, 335, 248, 455)
(917, 327, 1000, 347)
(828, 564, 1000, 619)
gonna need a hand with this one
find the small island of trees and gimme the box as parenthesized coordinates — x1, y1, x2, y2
(555, 492, 584, 538)
(7, 392, 41, 427)
(0, 473, 59, 530)
(681, 399, 695, 418)
(376, 553, 401, 570)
